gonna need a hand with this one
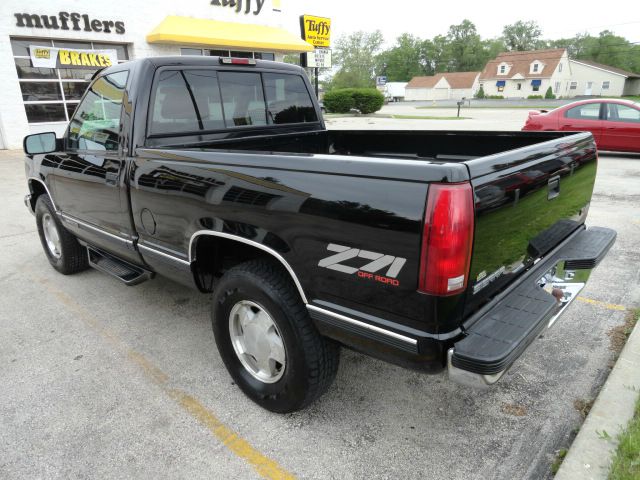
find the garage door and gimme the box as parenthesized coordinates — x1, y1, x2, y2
(434, 88, 449, 100)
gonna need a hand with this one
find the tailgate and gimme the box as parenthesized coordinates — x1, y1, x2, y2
(463, 132, 597, 313)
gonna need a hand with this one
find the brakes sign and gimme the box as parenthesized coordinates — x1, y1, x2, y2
(318, 243, 406, 286)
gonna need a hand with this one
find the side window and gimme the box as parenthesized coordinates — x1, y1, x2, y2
(607, 104, 640, 123)
(149, 69, 225, 135)
(565, 103, 601, 120)
(218, 72, 267, 127)
(263, 73, 317, 124)
(67, 71, 128, 151)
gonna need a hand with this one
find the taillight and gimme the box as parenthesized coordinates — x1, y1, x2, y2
(419, 182, 475, 296)
(219, 57, 256, 65)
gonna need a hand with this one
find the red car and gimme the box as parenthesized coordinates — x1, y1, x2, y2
(523, 99, 640, 153)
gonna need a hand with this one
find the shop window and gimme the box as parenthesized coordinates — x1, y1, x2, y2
(254, 52, 275, 61)
(602, 81, 610, 90)
(14, 58, 56, 80)
(263, 73, 317, 124)
(93, 43, 129, 60)
(180, 48, 275, 61)
(207, 49, 230, 57)
(11, 37, 128, 124)
(67, 71, 128, 151)
(24, 104, 66, 123)
(52, 40, 92, 50)
(20, 82, 62, 101)
(532, 85, 540, 92)
(230, 51, 254, 59)
(181, 48, 203, 56)
(497, 86, 504, 92)
(62, 82, 89, 101)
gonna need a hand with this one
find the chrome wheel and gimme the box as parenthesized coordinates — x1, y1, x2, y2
(42, 213, 61, 259)
(229, 300, 286, 384)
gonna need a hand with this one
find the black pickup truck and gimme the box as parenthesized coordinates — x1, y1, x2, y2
(23, 56, 616, 412)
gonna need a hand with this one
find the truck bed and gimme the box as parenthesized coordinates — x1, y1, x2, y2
(139, 129, 598, 334)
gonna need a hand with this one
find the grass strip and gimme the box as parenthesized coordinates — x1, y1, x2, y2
(608, 309, 640, 480)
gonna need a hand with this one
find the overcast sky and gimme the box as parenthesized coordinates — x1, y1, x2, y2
(283, 0, 640, 46)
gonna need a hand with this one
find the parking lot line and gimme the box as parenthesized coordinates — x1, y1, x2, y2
(577, 296, 626, 311)
(35, 275, 296, 480)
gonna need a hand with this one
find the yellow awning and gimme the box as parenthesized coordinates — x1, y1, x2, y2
(146, 16, 313, 53)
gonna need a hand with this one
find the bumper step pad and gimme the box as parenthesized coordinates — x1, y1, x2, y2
(451, 226, 616, 376)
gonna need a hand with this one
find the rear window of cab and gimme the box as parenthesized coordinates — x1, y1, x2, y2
(149, 69, 318, 136)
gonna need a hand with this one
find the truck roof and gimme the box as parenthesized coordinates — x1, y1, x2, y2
(102, 56, 305, 75)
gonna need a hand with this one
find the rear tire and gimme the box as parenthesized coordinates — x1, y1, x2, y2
(35, 195, 88, 275)
(212, 260, 340, 413)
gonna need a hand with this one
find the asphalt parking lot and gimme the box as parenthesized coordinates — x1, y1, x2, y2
(1, 117, 639, 479)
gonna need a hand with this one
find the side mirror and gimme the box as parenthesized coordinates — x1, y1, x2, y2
(24, 132, 57, 155)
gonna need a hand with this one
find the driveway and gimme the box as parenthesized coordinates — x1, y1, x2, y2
(1, 145, 638, 479)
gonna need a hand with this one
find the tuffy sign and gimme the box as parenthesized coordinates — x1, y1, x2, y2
(30, 45, 118, 70)
(300, 15, 331, 48)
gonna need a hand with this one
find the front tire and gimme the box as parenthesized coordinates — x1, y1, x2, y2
(35, 195, 88, 275)
(212, 260, 340, 413)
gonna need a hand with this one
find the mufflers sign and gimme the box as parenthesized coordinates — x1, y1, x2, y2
(14, 12, 124, 34)
(30, 45, 118, 69)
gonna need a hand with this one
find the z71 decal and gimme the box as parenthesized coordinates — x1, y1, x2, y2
(318, 243, 407, 286)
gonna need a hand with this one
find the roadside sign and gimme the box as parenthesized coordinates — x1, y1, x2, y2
(300, 15, 331, 48)
(307, 48, 332, 68)
(376, 76, 387, 86)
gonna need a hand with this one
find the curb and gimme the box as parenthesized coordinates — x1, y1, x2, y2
(555, 313, 640, 479)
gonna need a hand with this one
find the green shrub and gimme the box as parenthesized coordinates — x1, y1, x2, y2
(544, 86, 556, 99)
(475, 86, 485, 99)
(486, 95, 504, 99)
(323, 88, 384, 114)
(323, 90, 355, 113)
(350, 88, 384, 114)
(527, 95, 543, 99)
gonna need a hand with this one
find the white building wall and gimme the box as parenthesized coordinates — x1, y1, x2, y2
(0, 0, 294, 149)
(480, 53, 572, 99)
(404, 78, 450, 101)
(568, 61, 628, 97)
(481, 78, 553, 98)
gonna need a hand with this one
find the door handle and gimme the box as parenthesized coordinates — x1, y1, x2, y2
(105, 172, 118, 186)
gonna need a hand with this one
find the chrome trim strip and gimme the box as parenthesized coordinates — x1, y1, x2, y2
(60, 213, 133, 245)
(306, 304, 418, 346)
(188, 230, 308, 304)
(138, 242, 191, 266)
(27, 177, 58, 211)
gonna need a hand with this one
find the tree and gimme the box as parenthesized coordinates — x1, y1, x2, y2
(374, 34, 430, 81)
(445, 20, 490, 71)
(502, 21, 544, 51)
(329, 30, 384, 89)
(544, 86, 555, 99)
(550, 31, 640, 73)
